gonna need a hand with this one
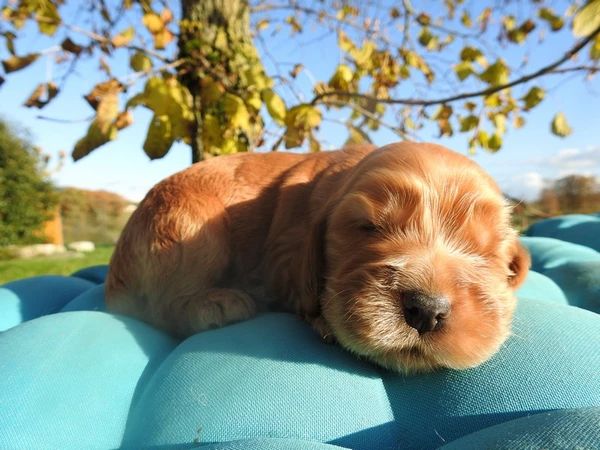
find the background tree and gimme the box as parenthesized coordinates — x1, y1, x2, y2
(0, 118, 57, 246)
(553, 174, 600, 212)
(1, 0, 599, 163)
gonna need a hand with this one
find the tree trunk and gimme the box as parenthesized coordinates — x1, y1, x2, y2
(178, 0, 251, 164)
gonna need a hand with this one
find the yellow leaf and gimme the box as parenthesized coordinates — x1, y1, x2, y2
(522, 86, 545, 110)
(224, 93, 250, 130)
(256, 19, 269, 31)
(591, 34, 600, 60)
(84, 79, 122, 110)
(551, 112, 572, 137)
(461, 10, 472, 27)
(459, 46, 486, 66)
(261, 89, 286, 125)
(514, 115, 525, 128)
(130, 51, 152, 72)
(479, 59, 510, 86)
(36, 3, 61, 36)
(160, 8, 173, 24)
(115, 111, 134, 130)
(143, 13, 163, 34)
(573, 0, 600, 37)
(23, 82, 59, 108)
(286, 16, 302, 33)
(72, 121, 118, 161)
(153, 28, 174, 49)
(492, 113, 506, 135)
(338, 31, 355, 53)
(246, 91, 262, 111)
(454, 61, 473, 81)
(459, 115, 479, 132)
(328, 64, 354, 91)
(143, 114, 174, 159)
(112, 27, 135, 47)
(309, 133, 321, 152)
(1, 53, 39, 73)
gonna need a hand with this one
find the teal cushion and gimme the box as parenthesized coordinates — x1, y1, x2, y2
(60, 283, 106, 312)
(521, 237, 600, 313)
(516, 270, 567, 305)
(71, 264, 109, 284)
(0, 311, 176, 449)
(439, 407, 600, 450)
(526, 213, 600, 252)
(1, 213, 599, 449)
(0, 276, 95, 331)
(196, 439, 349, 449)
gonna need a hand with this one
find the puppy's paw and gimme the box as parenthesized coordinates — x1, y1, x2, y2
(310, 315, 336, 344)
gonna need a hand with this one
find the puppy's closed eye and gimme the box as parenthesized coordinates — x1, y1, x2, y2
(359, 222, 381, 234)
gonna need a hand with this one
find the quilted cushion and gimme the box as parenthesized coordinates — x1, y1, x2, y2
(526, 213, 600, 252)
(1, 214, 599, 449)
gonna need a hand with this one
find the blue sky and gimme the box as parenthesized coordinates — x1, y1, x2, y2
(0, 1, 599, 202)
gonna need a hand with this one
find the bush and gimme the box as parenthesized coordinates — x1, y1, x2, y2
(0, 118, 57, 247)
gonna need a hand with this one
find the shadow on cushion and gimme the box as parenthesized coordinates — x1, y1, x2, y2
(439, 407, 600, 449)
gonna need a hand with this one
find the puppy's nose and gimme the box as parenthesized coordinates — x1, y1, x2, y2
(402, 291, 450, 334)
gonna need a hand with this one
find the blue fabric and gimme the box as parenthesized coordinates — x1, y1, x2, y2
(196, 439, 349, 449)
(516, 270, 567, 305)
(0, 311, 177, 449)
(0, 275, 95, 331)
(60, 283, 106, 312)
(521, 237, 600, 313)
(70, 264, 109, 284)
(0, 213, 599, 449)
(526, 213, 600, 252)
(439, 407, 600, 449)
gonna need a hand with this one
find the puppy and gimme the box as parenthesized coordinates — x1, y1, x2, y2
(106, 142, 529, 373)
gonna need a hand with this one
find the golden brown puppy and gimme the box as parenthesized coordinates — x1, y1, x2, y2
(106, 142, 530, 373)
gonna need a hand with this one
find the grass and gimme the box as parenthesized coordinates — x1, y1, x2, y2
(0, 245, 114, 285)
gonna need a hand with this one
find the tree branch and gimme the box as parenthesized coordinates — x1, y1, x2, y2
(311, 24, 600, 107)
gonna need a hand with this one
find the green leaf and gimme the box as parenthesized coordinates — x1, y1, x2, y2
(573, 0, 600, 37)
(522, 86, 545, 110)
(143, 114, 174, 159)
(551, 112, 572, 137)
(459, 46, 486, 66)
(538, 7, 564, 31)
(479, 59, 510, 86)
(459, 115, 479, 132)
(488, 133, 502, 151)
(454, 61, 473, 81)
(130, 52, 152, 72)
(286, 16, 302, 33)
(591, 34, 600, 59)
(461, 10, 472, 28)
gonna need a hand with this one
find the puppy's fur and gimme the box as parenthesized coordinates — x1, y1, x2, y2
(106, 142, 529, 372)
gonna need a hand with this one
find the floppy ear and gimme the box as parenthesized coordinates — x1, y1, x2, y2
(508, 240, 530, 289)
(298, 216, 328, 316)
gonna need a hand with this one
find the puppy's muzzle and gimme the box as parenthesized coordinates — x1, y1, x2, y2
(402, 291, 450, 334)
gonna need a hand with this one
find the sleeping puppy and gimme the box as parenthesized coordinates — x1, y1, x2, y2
(106, 142, 530, 373)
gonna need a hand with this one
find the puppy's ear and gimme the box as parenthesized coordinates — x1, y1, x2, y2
(298, 216, 327, 315)
(508, 240, 530, 289)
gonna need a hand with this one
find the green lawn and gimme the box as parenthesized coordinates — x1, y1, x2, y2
(0, 246, 114, 285)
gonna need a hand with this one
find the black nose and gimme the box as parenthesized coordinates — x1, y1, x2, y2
(402, 291, 450, 334)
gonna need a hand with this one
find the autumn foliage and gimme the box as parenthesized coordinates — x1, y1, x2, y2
(1, 0, 599, 162)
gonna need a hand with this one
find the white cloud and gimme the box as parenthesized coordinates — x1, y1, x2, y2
(547, 146, 600, 174)
(501, 171, 546, 201)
